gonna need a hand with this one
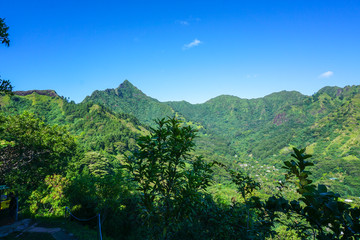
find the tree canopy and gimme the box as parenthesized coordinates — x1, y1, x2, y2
(0, 18, 12, 94)
(0, 112, 76, 191)
(0, 77, 12, 94)
(0, 18, 10, 46)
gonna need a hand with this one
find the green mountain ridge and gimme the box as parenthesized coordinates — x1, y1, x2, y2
(0, 92, 148, 157)
(1, 81, 360, 196)
(83, 80, 176, 127)
(80, 81, 360, 196)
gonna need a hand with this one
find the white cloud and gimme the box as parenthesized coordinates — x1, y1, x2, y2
(183, 39, 202, 50)
(176, 17, 201, 25)
(246, 74, 258, 79)
(319, 71, 334, 78)
(177, 20, 189, 25)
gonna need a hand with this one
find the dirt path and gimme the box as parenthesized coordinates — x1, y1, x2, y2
(1, 219, 77, 240)
(21, 222, 77, 240)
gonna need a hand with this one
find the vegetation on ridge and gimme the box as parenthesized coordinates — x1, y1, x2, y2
(1, 80, 360, 239)
(81, 81, 360, 196)
(2, 113, 359, 239)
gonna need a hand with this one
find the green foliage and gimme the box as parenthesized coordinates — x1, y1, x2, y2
(0, 77, 12, 94)
(268, 148, 360, 239)
(168, 85, 360, 196)
(63, 149, 137, 239)
(0, 112, 76, 198)
(228, 168, 260, 201)
(282, 148, 315, 194)
(0, 18, 10, 46)
(63, 102, 146, 155)
(1, 81, 360, 239)
(3, 82, 360, 196)
(28, 174, 70, 217)
(0, 18, 12, 99)
(78, 151, 113, 177)
(125, 117, 214, 239)
(0, 93, 148, 157)
(83, 80, 176, 127)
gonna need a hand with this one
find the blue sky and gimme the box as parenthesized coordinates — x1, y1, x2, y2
(1, 0, 359, 103)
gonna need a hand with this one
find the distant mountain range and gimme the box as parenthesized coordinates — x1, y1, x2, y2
(1, 80, 359, 196)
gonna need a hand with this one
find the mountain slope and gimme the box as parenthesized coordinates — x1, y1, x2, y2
(166, 85, 360, 195)
(2, 82, 360, 196)
(0, 91, 148, 156)
(83, 80, 176, 126)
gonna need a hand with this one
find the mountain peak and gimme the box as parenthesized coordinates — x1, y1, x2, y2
(114, 80, 147, 99)
(118, 80, 135, 89)
(83, 79, 175, 126)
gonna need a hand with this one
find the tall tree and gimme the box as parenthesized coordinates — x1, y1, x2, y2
(0, 112, 76, 192)
(0, 77, 12, 94)
(0, 18, 12, 93)
(0, 18, 10, 46)
(126, 117, 213, 238)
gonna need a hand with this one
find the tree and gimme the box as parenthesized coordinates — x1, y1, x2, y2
(0, 77, 12, 94)
(0, 112, 76, 195)
(0, 18, 12, 94)
(77, 151, 113, 178)
(0, 18, 10, 46)
(28, 174, 70, 217)
(264, 148, 360, 239)
(125, 117, 213, 239)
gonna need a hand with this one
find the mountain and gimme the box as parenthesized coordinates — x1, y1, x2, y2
(0, 91, 148, 156)
(1, 81, 360, 196)
(82, 80, 240, 172)
(166, 86, 360, 195)
(83, 81, 360, 196)
(167, 91, 309, 157)
(83, 80, 176, 127)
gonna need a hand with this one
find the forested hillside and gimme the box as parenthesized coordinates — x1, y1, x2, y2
(83, 80, 176, 127)
(2, 82, 360, 196)
(0, 90, 148, 156)
(81, 81, 360, 196)
(1, 81, 360, 239)
(167, 86, 360, 195)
